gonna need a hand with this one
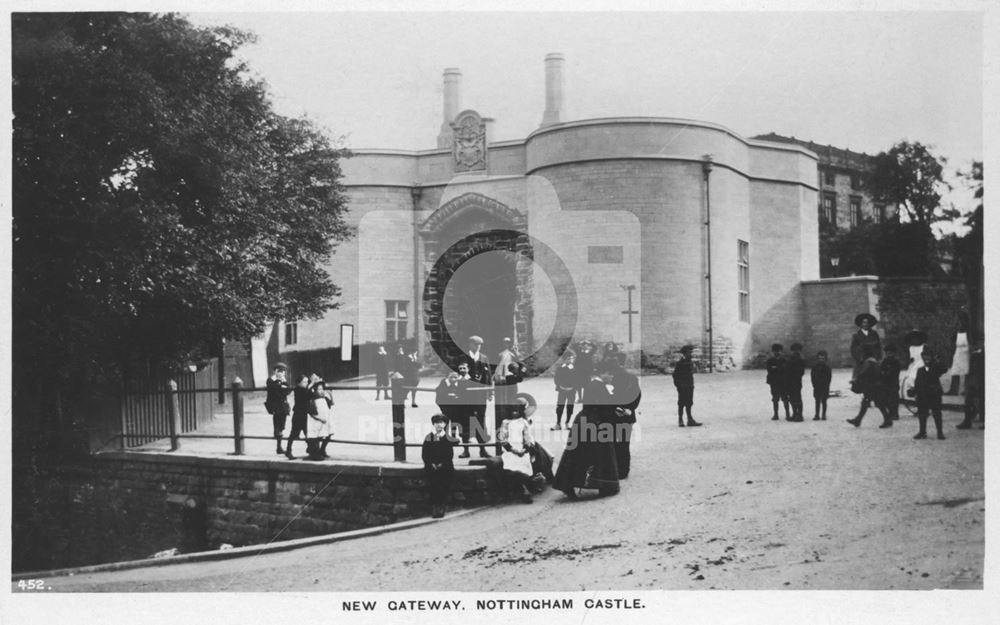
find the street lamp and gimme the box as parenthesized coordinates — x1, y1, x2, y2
(830, 256, 840, 277)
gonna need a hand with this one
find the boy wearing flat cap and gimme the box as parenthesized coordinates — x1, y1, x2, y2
(908, 347, 947, 440)
(265, 363, 292, 455)
(422, 414, 456, 518)
(672, 345, 701, 427)
(457, 335, 492, 458)
(766, 344, 791, 421)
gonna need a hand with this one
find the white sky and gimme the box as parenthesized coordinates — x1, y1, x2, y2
(186, 10, 984, 174)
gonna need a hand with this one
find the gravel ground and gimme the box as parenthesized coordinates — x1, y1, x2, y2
(34, 368, 984, 592)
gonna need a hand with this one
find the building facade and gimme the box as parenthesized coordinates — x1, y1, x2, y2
(266, 55, 826, 375)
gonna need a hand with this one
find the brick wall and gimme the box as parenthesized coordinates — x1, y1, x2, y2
(12, 453, 513, 573)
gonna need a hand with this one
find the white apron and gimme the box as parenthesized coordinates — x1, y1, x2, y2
(307, 396, 332, 439)
(500, 418, 534, 476)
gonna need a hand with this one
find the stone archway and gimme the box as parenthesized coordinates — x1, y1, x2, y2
(421, 194, 534, 368)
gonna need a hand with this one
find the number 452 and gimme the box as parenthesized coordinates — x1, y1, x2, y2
(17, 579, 46, 590)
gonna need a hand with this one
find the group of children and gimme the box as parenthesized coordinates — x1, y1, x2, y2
(765, 343, 824, 422)
(762, 338, 952, 440)
(264, 363, 336, 461)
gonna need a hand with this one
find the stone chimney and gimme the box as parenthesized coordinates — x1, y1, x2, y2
(437, 68, 462, 148)
(540, 53, 564, 127)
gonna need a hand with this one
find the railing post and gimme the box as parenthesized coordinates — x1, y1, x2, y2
(119, 391, 127, 450)
(167, 379, 181, 451)
(232, 377, 244, 456)
(391, 376, 406, 462)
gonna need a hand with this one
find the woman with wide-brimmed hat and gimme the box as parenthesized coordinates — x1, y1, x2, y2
(850, 313, 882, 375)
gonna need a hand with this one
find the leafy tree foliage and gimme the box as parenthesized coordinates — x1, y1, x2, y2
(953, 161, 983, 340)
(819, 220, 936, 278)
(867, 141, 950, 226)
(12, 13, 352, 438)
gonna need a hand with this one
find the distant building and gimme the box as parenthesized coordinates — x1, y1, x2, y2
(752, 133, 898, 229)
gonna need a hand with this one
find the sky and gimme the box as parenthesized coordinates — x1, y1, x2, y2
(186, 10, 984, 179)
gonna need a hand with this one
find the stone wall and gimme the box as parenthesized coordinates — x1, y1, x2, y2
(12, 453, 510, 573)
(874, 278, 969, 365)
(801, 276, 968, 368)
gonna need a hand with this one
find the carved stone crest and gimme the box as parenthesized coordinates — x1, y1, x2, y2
(451, 110, 487, 172)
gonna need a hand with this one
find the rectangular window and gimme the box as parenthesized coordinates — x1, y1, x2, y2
(850, 174, 861, 190)
(824, 170, 836, 186)
(284, 321, 298, 346)
(822, 192, 837, 224)
(587, 245, 624, 264)
(737, 240, 750, 323)
(874, 203, 885, 223)
(385, 300, 408, 343)
(850, 196, 861, 228)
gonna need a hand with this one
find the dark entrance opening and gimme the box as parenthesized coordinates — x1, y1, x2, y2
(443, 250, 517, 361)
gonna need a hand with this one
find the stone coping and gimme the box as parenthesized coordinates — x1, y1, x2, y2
(92, 451, 487, 477)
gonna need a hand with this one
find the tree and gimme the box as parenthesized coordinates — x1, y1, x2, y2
(954, 161, 983, 341)
(12, 13, 352, 443)
(867, 141, 950, 227)
(820, 220, 936, 278)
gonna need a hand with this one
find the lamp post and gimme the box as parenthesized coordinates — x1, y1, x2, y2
(831, 256, 840, 278)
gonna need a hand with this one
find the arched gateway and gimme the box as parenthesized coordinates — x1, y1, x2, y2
(420, 193, 534, 368)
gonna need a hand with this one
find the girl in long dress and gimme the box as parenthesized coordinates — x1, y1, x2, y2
(306, 377, 333, 460)
(553, 366, 620, 499)
(498, 398, 536, 503)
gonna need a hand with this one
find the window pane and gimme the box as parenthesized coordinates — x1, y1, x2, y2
(385, 321, 395, 343)
(398, 321, 407, 340)
(386, 301, 395, 319)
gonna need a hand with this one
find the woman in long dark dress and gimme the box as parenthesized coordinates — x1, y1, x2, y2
(553, 365, 620, 498)
(422, 413, 456, 518)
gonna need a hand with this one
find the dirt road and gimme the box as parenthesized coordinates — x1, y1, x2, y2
(40, 370, 984, 591)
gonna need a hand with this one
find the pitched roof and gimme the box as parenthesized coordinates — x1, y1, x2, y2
(752, 132, 873, 171)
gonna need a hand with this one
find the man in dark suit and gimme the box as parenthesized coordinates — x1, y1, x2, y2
(608, 353, 641, 479)
(265, 363, 292, 455)
(457, 336, 492, 458)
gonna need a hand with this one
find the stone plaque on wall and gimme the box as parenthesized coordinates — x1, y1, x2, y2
(451, 110, 487, 172)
